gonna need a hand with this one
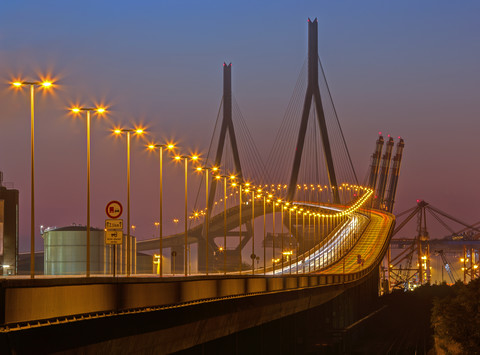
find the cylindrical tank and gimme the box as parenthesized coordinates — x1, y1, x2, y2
(43, 225, 112, 275)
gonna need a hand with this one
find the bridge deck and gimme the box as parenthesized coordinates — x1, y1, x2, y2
(0, 209, 394, 328)
(323, 209, 395, 274)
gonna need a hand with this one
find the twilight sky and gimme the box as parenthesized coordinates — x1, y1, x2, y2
(1, 0, 480, 252)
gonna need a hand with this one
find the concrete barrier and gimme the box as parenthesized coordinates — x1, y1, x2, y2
(5, 284, 116, 324)
(217, 278, 245, 297)
(180, 280, 218, 303)
(284, 277, 297, 289)
(0, 270, 373, 327)
(267, 278, 284, 292)
(298, 276, 309, 288)
(246, 278, 267, 293)
(119, 282, 179, 309)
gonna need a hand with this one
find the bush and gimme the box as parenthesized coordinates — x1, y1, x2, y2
(431, 279, 480, 354)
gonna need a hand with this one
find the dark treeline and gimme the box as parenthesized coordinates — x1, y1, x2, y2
(432, 279, 480, 354)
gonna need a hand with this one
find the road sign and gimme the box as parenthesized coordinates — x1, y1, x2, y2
(106, 201, 123, 219)
(105, 230, 123, 245)
(105, 219, 123, 230)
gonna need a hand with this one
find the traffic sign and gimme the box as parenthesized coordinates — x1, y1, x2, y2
(106, 201, 123, 219)
(105, 219, 123, 230)
(105, 230, 123, 245)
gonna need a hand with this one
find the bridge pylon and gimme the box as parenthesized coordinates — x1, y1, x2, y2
(287, 18, 340, 203)
(198, 63, 253, 273)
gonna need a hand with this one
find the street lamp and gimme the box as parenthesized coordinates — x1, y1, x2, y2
(71, 106, 107, 277)
(263, 192, 267, 275)
(302, 210, 306, 274)
(174, 153, 199, 276)
(148, 142, 175, 277)
(295, 207, 299, 275)
(281, 202, 287, 274)
(231, 181, 243, 273)
(11, 79, 54, 278)
(272, 198, 280, 274)
(113, 127, 146, 276)
(215, 174, 235, 274)
(196, 165, 219, 275)
(249, 186, 256, 275)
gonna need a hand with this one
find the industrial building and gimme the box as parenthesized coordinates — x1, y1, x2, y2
(0, 172, 19, 275)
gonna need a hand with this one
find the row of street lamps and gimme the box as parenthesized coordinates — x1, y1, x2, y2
(10, 78, 372, 279)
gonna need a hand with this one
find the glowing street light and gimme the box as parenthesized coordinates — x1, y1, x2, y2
(70, 106, 107, 277)
(113, 127, 146, 276)
(11, 78, 54, 278)
(174, 153, 199, 276)
(147, 142, 176, 277)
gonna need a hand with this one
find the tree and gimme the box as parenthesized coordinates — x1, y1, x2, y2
(432, 279, 480, 354)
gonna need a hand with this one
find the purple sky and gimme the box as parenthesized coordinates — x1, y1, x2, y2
(1, 1, 480, 252)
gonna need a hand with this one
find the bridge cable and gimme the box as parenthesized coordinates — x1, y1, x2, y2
(319, 56, 358, 184)
(191, 98, 224, 224)
(266, 60, 307, 185)
(232, 97, 268, 183)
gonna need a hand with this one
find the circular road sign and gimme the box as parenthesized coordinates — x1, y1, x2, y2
(106, 200, 123, 219)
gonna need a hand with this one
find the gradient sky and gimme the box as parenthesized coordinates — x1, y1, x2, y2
(1, 1, 480, 252)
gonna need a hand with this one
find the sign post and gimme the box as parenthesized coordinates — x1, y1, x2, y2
(105, 201, 123, 277)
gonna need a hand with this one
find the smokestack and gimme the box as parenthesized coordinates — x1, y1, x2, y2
(374, 136, 394, 209)
(367, 134, 384, 190)
(384, 138, 405, 212)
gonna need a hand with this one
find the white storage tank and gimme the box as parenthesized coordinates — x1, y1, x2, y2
(42, 225, 136, 275)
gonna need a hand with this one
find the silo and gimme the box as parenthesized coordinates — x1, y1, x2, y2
(43, 225, 112, 275)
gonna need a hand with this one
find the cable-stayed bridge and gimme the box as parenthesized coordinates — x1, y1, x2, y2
(0, 19, 400, 354)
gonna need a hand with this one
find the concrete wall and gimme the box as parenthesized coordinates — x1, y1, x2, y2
(0, 265, 374, 326)
(0, 271, 382, 355)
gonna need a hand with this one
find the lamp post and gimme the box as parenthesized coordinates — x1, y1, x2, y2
(114, 127, 145, 276)
(148, 142, 175, 277)
(11, 79, 54, 278)
(71, 106, 106, 277)
(302, 210, 306, 274)
(174, 154, 199, 276)
(232, 181, 242, 273)
(295, 207, 299, 275)
(272, 198, 276, 275)
(196, 165, 218, 275)
(249, 186, 255, 275)
(215, 174, 236, 274)
(263, 192, 266, 275)
(281, 203, 287, 274)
